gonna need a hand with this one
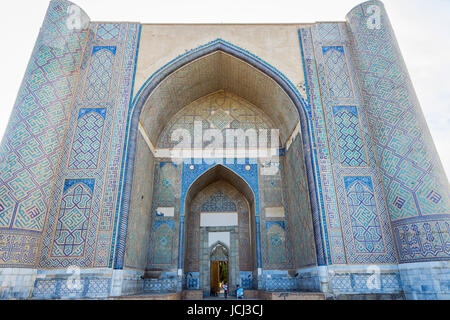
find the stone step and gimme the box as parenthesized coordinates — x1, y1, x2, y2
(261, 292, 326, 300)
(113, 292, 181, 300)
(113, 291, 326, 300)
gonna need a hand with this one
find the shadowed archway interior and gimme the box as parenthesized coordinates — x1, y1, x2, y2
(210, 242, 229, 296)
(124, 41, 318, 295)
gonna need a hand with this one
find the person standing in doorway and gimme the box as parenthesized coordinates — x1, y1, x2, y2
(223, 282, 228, 299)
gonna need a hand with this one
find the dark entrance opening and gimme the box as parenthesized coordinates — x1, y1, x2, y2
(210, 261, 229, 296)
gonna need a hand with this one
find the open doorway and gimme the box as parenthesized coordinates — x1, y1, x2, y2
(209, 242, 230, 297)
(210, 261, 228, 296)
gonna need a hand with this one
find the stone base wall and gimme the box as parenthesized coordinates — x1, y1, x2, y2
(1, 262, 449, 299)
(260, 291, 325, 300)
(0, 268, 37, 299)
(332, 293, 404, 300)
(28, 268, 144, 299)
(115, 292, 182, 300)
(295, 266, 323, 292)
(143, 278, 178, 293)
(182, 290, 203, 300)
(31, 269, 113, 299)
(296, 265, 403, 297)
(142, 271, 179, 293)
(260, 270, 297, 291)
(110, 270, 144, 297)
(399, 261, 450, 300)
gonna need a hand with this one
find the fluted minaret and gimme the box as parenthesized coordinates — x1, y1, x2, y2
(346, 1, 450, 264)
(0, 0, 90, 266)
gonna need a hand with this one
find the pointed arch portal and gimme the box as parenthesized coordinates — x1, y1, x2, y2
(183, 164, 258, 293)
(114, 39, 324, 294)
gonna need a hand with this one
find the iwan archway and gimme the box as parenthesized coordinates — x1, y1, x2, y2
(120, 40, 319, 294)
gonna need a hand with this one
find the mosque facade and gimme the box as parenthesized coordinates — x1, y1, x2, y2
(0, 0, 449, 300)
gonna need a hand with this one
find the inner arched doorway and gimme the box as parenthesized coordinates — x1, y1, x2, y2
(210, 242, 229, 296)
(184, 165, 257, 295)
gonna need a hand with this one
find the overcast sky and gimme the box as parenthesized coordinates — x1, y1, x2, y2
(0, 0, 448, 177)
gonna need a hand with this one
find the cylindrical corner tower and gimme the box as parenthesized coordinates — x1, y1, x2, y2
(347, 0, 450, 299)
(0, 0, 90, 270)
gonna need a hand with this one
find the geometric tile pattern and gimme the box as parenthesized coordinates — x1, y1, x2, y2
(333, 106, 367, 167)
(84, 47, 116, 101)
(260, 173, 283, 205)
(156, 163, 180, 205)
(102, 24, 141, 268)
(265, 276, 297, 292)
(30, 22, 136, 270)
(240, 271, 254, 289)
(300, 23, 397, 265)
(329, 272, 402, 293)
(0, 0, 89, 266)
(36, 22, 141, 269)
(68, 109, 106, 169)
(347, 2, 450, 262)
(96, 24, 121, 40)
(157, 91, 275, 148)
(146, 161, 180, 269)
(50, 179, 95, 257)
(185, 272, 200, 290)
(317, 23, 341, 42)
(144, 278, 178, 293)
(32, 277, 111, 299)
(344, 176, 384, 254)
(32, 279, 58, 298)
(322, 46, 353, 98)
(393, 218, 450, 263)
(0, 231, 40, 267)
(201, 191, 237, 212)
(181, 161, 260, 217)
(208, 109, 234, 131)
(258, 159, 293, 269)
(299, 28, 338, 265)
(152, 221, 174, 265)
(265, 221, 289, 266)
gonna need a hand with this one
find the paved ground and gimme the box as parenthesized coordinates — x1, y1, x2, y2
(203, 296, 256, 300)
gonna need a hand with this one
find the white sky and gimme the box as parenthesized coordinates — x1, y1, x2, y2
(0, 0, 448, 177)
